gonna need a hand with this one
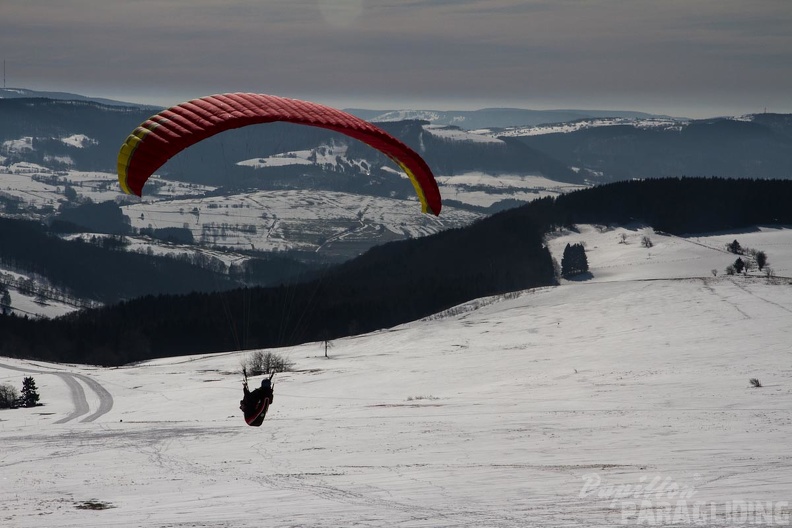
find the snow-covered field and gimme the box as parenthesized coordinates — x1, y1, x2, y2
(2, 225, 792, 527)
(0, 162, 212, 211)
(437, 172, 588, 208)
(488, 117, 689, 138)
(0, 269, 88, 319)
(0, 156, 483, 257)
(122, 189, 481, 254)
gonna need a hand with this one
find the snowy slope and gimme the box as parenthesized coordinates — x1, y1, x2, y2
(437, 172, 587, 208)
(122, 189, 481, 255)
(0, 268, 81, 318)
(2, 225, 792, 527)
(0, 162, 212, 209)
(492, 117, 688, 137)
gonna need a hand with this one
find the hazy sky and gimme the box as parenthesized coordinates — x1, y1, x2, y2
(2, 0, 790, 117)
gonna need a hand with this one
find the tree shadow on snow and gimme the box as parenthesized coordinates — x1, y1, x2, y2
(564, 272, 594, 282)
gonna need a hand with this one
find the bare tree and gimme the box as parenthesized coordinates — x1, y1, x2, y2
(755, 251, 768, 271)
(0, 383, 19, 408)
(242, 350, 294, 375)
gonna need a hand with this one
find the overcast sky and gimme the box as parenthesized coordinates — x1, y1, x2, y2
(2, 0, 790, 117)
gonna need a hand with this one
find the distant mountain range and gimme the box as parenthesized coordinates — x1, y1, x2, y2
(514, 113, 792, 181)
(1, 88, 670, 126)
(2, 86, 792, 329)
(1, 88, 791, 288)
(0, 87, 158, 109)
(347, 107, 671, 130)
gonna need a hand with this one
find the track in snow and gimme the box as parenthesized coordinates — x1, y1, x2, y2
(0, 362, 113, 423)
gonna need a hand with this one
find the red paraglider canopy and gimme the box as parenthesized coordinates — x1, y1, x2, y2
(117, 93, 441, 215)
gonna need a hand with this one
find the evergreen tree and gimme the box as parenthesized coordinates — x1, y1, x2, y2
(561, 243, 589, 278)
(727, 240, 743, 254)
(0, 285, 10, 315)
(21, 376, 40, 408)
(578, 244, 589, 274)
(734, 257, 745, 274)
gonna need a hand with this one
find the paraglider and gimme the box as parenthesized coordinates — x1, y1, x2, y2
(117, 92, 442, 215)
(240, 369, 274, 426)
(117, 93, 443, 427)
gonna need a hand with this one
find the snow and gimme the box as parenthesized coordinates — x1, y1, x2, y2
(0, 268, 86, 318)
(423, 125, 504, 144)
(370, 110, 444, 122)
(1, 137, 34, 153)
(491, 117, 689, 138)
(2, 224, 792, 526)
(58, 134, 97, 149)
(3, 289, 77, 318)
(122, 190, 481, 252)
(0, 165, 212, 213)
(436, 172, 588, 208)
(237, 145, 352, 169)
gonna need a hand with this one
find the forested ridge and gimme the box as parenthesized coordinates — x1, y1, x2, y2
(2, 177, 792, 366)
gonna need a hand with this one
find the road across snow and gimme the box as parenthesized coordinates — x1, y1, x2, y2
(0, 363, 114, 423)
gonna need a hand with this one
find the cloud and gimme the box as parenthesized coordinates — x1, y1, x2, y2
(1, 0, 790, 116)
(317, 0, 364, 27)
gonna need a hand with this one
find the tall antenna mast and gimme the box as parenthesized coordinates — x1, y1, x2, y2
(3, 60, 5, 89)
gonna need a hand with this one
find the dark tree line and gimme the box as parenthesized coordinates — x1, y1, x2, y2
(2, 177, 792, 366)
(0, 217, 318, 304)
(551, 177, 792, 234)
(0, 218, 240, 303)
(0, 203, 555, 365)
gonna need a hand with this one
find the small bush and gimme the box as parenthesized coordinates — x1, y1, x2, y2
(242, 350, 294, 376)
(641, 236, 653, 248)
(749, 378, 762, 388)
(76, 499, 115, 510)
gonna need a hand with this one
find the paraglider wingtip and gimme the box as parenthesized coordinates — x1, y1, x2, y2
(425, 204, 441, 216)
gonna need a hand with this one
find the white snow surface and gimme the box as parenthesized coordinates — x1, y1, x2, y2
(2, 224, 792, 527)
(437, 172, 588, 207)
(122, 190, 480, 252)
(0, 268, 88, 318)
(0, 164, 212, 213)
(423, 125, 504, 145)
(58, 134, 97, 149)
(237, 145, 357, 169)
(1, 137, 34, 153)
(490, 117, 688, 138)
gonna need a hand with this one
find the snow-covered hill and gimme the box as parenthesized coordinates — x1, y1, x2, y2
(0, 87, 155, 108)
(2, 224, 791, 527)
(122, 189, 481, 255)
(492, 116, 689, 137)
(348, 107, 664, 130)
